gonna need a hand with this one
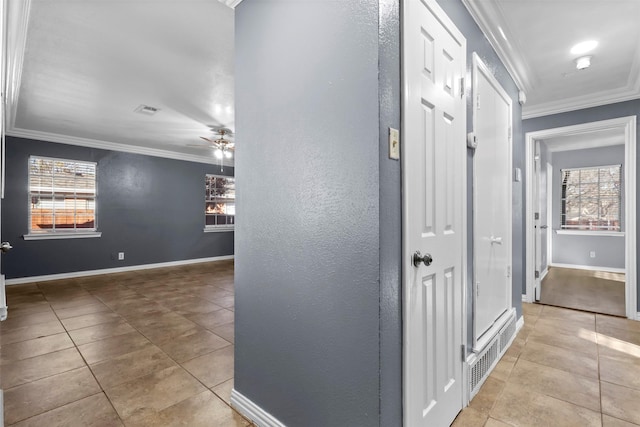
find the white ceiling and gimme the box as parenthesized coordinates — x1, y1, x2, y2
(6, 1, 639, 162)
(6, 0, 236, 164)
(543, 127, 624, 152)
(464, 0, 640, 118)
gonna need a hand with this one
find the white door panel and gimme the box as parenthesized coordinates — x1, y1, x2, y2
(472, 54, 512, 345)
(403, 0, 466, 425)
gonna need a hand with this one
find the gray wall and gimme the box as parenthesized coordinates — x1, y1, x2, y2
(2, 136, 234, 279)
(234, 0, 523, 425)
(550, 145, 625, 269)
(523, 98, 640, 309)
(436, 0, 525, 346)
(234, 0, 381, 426)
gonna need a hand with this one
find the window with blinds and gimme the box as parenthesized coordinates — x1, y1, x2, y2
(560, 165, 621, 231)
(28, 156, 97, 233)
(205, 174, 235, 230)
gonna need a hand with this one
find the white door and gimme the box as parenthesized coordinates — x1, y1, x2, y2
(402, 0, 466, 425)
(533, 141, 542, 301)
(472, 54, 512, 343)
(0, 0, 7, 322)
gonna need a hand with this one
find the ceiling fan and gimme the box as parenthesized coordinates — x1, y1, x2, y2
(190, 128, 235, 160)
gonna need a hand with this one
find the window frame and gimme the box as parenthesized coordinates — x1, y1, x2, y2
(204, 173, 235, 233)
(24, 155, 101, 240)
(559, 164, 622, 233)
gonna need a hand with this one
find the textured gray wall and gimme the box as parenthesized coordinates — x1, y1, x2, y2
(378, 0, 403, 425)
(523, 99, 639, 309)
(234, 0, 381, 426)
(2, 136, 234, 279)
(550, 145, 625, 269)
(436, 0, 525, 343)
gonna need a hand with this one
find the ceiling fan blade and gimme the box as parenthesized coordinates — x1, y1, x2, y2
(187, 144, 214, 148)
(200, 136, 216, 143)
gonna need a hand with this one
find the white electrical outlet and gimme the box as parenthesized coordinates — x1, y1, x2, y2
(118, 252, 125, 260)
(590, 251, 596, 258)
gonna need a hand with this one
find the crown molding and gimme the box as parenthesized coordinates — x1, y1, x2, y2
(217, 0, 244, 8)
(462, 0, 534, 94)
(522, 89, 640, 120)
(6, 128, 227, 165)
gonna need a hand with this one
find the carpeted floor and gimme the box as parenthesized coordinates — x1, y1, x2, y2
(540, 267, 626, 316)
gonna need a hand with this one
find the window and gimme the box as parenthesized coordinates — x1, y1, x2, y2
(205, 174, 235, 231)
(28, 156, 98, 237)
(560, 165, 621, 231)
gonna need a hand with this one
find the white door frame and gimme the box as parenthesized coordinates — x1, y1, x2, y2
(524, 116, 637, 320)
(401, 0, 469, 421)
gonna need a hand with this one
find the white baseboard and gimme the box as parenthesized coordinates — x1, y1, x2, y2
(516, 315, 524, 331)
(540, 267, 549, 281)
(636, 312, 640, 321)
(522, 294, 532, 303)
(549, 263, 625, 274)
(5, 255, 234, 285)
(231, 389, 286, 427)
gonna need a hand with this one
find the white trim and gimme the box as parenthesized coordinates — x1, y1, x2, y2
(555, 230, 625, 237)
(461, 0, 530, 94)
(525, 116, 637, 320)
(516, 314, 524, 331)
(0, 274, 7, 321)
(203, 227, 234, 233)
(636, 312, 640, 321)
(23, 231, 102, 240)
(5, 255, 234, 285)
(546, 162, 553, 270)
(522, 91, 640, 120)
(548, 263, 625, 274)
(7, 128, 222, 165)
(217, 0, 244, 8)
(522, 294, 531, 303)
(231, 389, 286, 427)
(473, 308, 516, 353)
(540, 267, 548, 281)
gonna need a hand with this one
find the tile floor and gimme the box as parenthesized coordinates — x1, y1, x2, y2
(3, 261, 640, 426)
(540, 267, 626, 316)
(453, 303, 640, 427)
(0, 260, 252, 426)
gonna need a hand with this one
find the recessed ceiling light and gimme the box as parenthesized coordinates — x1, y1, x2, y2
(575, 56, 592, 70)
(570, 40, 598, 55)
(134, 104, 161, 115)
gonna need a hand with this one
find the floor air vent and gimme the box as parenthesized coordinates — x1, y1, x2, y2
(469, 340, 498, 394)
(468, 310, 517, 398)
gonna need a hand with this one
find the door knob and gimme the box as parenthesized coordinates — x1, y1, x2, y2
(1, 241, 12, 253)
(540, 225, 548, 229)
(490, 236, 502, 245)
(413, 250, 433, 267)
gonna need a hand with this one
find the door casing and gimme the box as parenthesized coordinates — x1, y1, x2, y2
(524, 116, 638, 320)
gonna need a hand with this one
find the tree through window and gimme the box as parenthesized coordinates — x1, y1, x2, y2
(560, 165, 621, 231)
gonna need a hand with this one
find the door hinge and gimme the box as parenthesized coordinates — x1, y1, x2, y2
(460, 77, 465, 99)
(535, 270, 540, 279)
(476, 282, 480, 298)
(461, 345, 466, 361)
(476, 94, 480, 109)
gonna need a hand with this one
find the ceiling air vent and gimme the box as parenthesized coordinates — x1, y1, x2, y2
(134, 104, 161, 115)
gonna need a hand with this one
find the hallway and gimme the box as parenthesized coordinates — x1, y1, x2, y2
(2, 261, 640, 426)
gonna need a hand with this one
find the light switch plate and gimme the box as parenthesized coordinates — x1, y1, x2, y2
(514, 167, 522, 182)
(389, 128, 400, 160)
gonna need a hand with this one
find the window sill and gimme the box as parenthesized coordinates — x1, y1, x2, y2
(204, 227, 234, 233)
(23, 231, 102, 241)
(555, 230, 624, 237)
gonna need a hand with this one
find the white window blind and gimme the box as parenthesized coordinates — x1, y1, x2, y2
(205, 174, 235, 230)
(560, 165, 621, 231)
(28, 156, 97, 233)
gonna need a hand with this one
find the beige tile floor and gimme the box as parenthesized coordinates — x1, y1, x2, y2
(540, 267, 626, 316)
(453, 303, 640, 427)
(0, 260, 252, 426)
(3, 261, 640, 426)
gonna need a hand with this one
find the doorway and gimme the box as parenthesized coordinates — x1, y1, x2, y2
(525, 116, 637, 319)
